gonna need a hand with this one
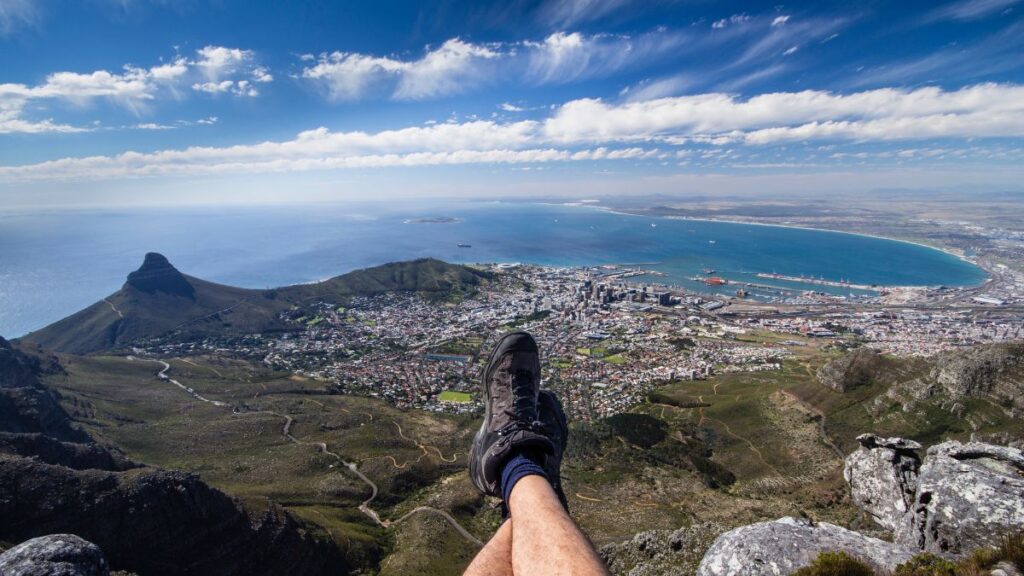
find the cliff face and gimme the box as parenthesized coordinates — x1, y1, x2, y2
(0, 457, 345, 576)
(0, 337, 87, 443)
(0, 337, 348, 576)
(816, 347, 886, 392)
(930, 342, 1024, 410)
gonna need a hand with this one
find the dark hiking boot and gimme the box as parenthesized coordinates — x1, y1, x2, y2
(470, 332, 554, 497)
(538, 390, 570, 511)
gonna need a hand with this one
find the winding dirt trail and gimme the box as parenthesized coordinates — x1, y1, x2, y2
(127, 355, 483, 547)
(780, 390, 845, 460)
(103, 298, 124, 319)
(706, 415, 784, 478)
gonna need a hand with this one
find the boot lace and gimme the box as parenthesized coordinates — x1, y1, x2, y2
(497, 368, 546, 436)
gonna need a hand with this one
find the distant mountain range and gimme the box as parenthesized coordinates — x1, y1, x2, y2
(18, 253, 490, 354)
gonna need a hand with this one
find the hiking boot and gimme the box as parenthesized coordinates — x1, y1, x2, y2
(470, 332, 554, 497)
(538, 390, 570, 511)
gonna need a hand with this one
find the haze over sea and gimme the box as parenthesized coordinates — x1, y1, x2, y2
(0, 201, 987, 338)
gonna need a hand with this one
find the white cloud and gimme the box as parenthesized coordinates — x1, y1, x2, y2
(132, 122, 174, 130)
(519, 29, 688, 85)
(149, 57, 189, 81)
(771, 15, 791, 26)
(713, 14, 751, 28)
(499, 102, 525, 112)
(542, 83, 1024, 144)
(302, 39, 498, 101)
(783, 45, 798, 56)
(196, 116, 218, 125)
(0, 111, 85, 134)
(395, 39, 500, 99)
(3, 83, 1022, 181)
(0, 46, 269, 133)
(190, 45, 271, 96)
(191, 79, 258, 97)
(302, 30, 687, 101)
(252, 67, 273, 83)
(194, 46, 252, 78)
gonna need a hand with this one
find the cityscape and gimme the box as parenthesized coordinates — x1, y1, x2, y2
(142, 242, 1024, 418)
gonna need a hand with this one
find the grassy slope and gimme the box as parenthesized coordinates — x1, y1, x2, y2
(43, 332, 1024, 574)
(48, 354, 481, 573)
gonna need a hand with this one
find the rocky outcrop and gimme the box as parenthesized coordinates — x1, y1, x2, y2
(0, 433, 137, 471)
(125, 252, 196, 300)
(688, 436, 1024, 575)
(843, 433, 921, 531)
(896, 441, 1024, 554)
(0, 337, 348, 576)
(0, 337, 87, 443)
(930, 343, 1024, 411)
(695, 517, 917, 576)
(600, 522, 726, 576)
(0, 455, 346, 576)
(816, 348, 884, 392)
(0, 534, 109, 576)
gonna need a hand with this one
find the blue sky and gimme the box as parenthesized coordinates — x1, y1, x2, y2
(1, 0, 1023, 208)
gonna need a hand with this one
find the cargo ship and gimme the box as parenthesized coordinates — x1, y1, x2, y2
(457, 243, 472, 248)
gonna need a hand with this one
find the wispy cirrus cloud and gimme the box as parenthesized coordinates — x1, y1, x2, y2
(848, 19, 1024, 88)
(2, 83, 1022, 181)
(621, 13, 848, 98)
(923, 0, 1021, 22)
(0, 0, 37, 36)
(301, 30, 688, 101)
(536, 0, 637, 28)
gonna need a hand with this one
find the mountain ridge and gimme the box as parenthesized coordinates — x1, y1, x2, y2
(18, 254, 489, 354)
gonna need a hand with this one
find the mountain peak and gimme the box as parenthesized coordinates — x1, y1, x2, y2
(125, 252, 195, 299)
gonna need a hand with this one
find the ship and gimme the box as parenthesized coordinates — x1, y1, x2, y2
(702, 268, 716, 274)
(457, 243, 472, 248)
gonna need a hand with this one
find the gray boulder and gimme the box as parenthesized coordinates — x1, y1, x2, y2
(600, 522, 726, 576)
(0, 534, 109, 576)
(896, 440, 1024, 554)
(696, 517, 916, 576)
(843, 434, 921, 531)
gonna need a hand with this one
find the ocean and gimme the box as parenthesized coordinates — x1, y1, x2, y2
(0, 201, 988, 338)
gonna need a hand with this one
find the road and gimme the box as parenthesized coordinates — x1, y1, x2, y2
(127, 355, 483, 547)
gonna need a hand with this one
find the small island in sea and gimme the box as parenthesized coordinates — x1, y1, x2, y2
(403, 216, 463, 224)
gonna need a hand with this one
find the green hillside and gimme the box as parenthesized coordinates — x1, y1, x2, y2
(278, 258, 490, 303)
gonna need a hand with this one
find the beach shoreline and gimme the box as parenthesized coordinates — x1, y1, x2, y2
(569, 204, 989, 282)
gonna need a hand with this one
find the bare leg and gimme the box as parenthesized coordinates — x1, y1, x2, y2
(463, 518, 514, 576)
(509, 475, 609, 576)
